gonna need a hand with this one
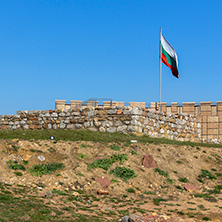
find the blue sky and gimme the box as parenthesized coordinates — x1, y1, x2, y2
(1, 0, 222, 114)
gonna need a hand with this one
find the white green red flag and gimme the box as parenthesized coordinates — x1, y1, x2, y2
(160, 33, 179, 78)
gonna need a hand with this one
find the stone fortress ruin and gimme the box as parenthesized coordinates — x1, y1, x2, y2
(0, 99, 221, 143)
(56, 100, 222, 143)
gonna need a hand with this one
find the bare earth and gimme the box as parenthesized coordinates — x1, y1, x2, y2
(0, 139, 222, 221)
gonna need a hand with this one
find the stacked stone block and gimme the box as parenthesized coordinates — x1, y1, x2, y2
(0, 107, 200, 142)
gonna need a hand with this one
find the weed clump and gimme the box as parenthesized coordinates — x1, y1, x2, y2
(154, 168, 169, 178)
(29, 163, 64, 176)
(129, 150, 137, 155)
(88, 154, 128, 171)
(153, 198, 168, 205)
(77, 153, 87, 160)
(126, 188, 135, 193)
(197, 169, 217, 183)
(109, 167, 137, 181)
(178, 177, 189, 183)
(109, 144, 121, 151)
(8, 161, 26, 171)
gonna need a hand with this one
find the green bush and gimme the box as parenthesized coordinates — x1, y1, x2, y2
(8, 161, 26, 171)
(154, 168, 168, 178)
(178, 177, 189, 183)
(129, 150, 137, 155)
(14, 172, 23, 176)
(88, 154, 128, 171)
(166, 178, 174, 184)
(29, 163, 64, 176)
(197, 169, 217, 182)
(153, 198, 168, 205)
(52, 189, 67, 195)
(109, 167, 137, 181)
(109, 144, 121, 151)
(126, 188, 135, 193)
(77, 153, 87, 160)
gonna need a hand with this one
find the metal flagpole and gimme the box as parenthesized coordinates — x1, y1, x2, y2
(159, 27, 162, 112)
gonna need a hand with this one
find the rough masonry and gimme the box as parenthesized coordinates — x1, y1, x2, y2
(0, 106, 200, 142)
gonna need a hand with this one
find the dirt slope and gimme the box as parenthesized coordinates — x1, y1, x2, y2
(0, 139, 222, 221)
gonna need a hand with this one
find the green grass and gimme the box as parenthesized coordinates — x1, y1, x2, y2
(0, 129, 221, 148)
(14, 172, 23, 176)
(153, 198, 168, 205)
(80, 144, 88, 148)
(126, 188, 135, 193)
(144, 191, 156, 195)
(109, 144, 121, 151)
(88, 154, 128, 171)
(129, 150, 137, 155)
(202, 217, 211, 221)
(154, 168, 169, 178)
(8, 161, 26, 171)
(0, 183, 119, 222)
(77, 153, 87, 160)
(178, 177, 189, 183)
(29, 163, 65, 176)
(166, 178, 174, 184)
(11, 145, 20, 152)
(51, 189, 67, 195)
(197, 169, 217, 182)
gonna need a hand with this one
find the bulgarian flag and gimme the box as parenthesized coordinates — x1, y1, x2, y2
(160, 33, 179, 78)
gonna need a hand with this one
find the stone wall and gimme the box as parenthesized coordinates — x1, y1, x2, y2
(0, 107, 200, 142)
(55, 100, 222, 142)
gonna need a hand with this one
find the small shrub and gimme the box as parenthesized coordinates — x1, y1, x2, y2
(126, 188, 135, 193)
(109, 144, 121, 151)
(176, 160, 182, 164)
(202, 217, 211, 221)
(197, 169, 217, 181)
(216, 173, 222, 177)
(178, 177, 189, 183)
(109, 167, 137, 181)
(144, 191, 156, 195)
(52, 189, 67, 195)
(88, 154, 128, 171)
(124, 142, 131, 147)
(208, 185, 222, 194)
(77, 153, 87, 160)
(194, 193, 214, 198)
(111, 179, 119, 183)
(166, 178, 174, 184)
(14, 172, 23, 176)
(80, 144, 88, 148)
(129, 150, 137, 155)
(198, 204, 206, 210)
(23, 160, 29, 165)
(76, 172, 85, 177)
(8, 162, 26, 171)
(154, 168, 168, 178)
(175, 185, 183, 190)
(29, 163, 64, 176)
(48, 147, 56, 153)
(76, 189, 84, 194)
(12, 145, 20, 152)
(111, 154, 128, 163)
(153, 198, 167, 205)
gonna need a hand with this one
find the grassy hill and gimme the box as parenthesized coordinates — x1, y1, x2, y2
(0, 129, 222, 221)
